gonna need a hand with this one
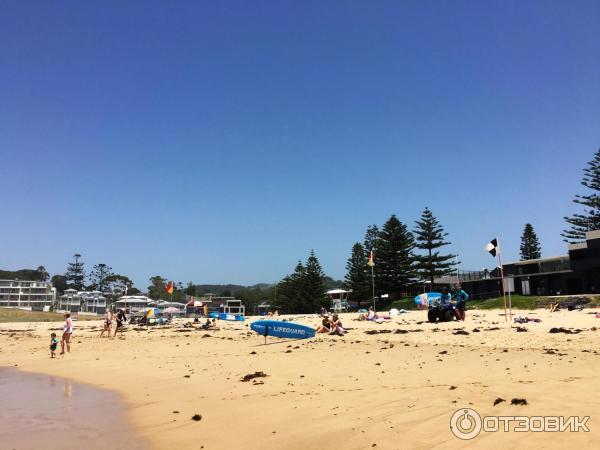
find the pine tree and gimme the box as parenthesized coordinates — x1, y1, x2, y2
(277, 261, 305, 313)
(88, 263, 114, 292)
(277, 252, 327, 313)
(364, 225, 381, 255)
(413, 207, 456, 284)
(303, 250, 327, 312)
(65, 254, 86, 290)
(520, 223, 542, 260)
(562, 148, 600, 242)
(363, 225, 382, 294)
(344, 242, 370, 307)
(377, 215, 415, 295)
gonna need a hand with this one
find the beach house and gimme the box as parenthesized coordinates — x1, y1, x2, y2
(57, 289, 107, 314)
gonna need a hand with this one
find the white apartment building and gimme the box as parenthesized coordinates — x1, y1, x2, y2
(57, 289, 107, 314)
(0, 279, 57, 311)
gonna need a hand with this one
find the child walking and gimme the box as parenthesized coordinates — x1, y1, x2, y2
(50, 332, 58, 358)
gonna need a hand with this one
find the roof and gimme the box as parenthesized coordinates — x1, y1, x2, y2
(508, 255, 568, 266)
(115, 296, 153, 304)
(327, 289, 350, 294)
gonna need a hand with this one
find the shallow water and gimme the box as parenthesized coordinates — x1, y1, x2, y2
(0, 367, 148, 450)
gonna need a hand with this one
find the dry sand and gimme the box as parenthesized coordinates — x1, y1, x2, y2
(1, 308, 600, 449)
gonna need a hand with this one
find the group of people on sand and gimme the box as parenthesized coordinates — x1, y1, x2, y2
(191, 317, 219, 330)
(440, 284, 469, 321)
(316, 313, 345, 335)
(99, 307, 128, 338)
(50, 312, 74, 358)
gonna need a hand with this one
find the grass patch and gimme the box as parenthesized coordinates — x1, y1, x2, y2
(389, 298, 419, 311)
(0, 308, 99, 323)
(471, 295, 600, 310)
(470, 295, 541, 310)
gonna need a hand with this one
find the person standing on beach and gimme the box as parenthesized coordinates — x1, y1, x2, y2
(113, 308, 127, 338)
(99, 307, 113, 338)
(60, 313, 73, 355)
(453, 284, 469, 321)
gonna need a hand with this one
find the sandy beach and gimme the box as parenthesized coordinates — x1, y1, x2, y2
(1, 308, 599, 449)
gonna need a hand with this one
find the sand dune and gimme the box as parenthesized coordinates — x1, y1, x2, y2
(1, 309, 599, 449)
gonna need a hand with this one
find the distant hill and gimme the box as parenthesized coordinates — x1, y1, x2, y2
(0, 269, 44, 281)
(192, 283, 273, 296)
(191, 280, 341, 296)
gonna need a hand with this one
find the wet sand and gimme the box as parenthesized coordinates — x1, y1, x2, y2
(0, 367, 147, 450)
(1, 309, 600, 449)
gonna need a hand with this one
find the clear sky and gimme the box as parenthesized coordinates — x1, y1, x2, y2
(2, 1, 599, 288)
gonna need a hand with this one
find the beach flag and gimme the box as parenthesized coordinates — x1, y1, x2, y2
(484, 237, 511, 321)
(367, 251, 375, 267)
(485, 238, 499, 257)
(166, 281, 174, 295)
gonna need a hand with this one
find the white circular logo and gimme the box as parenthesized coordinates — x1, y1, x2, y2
(450, 408, 482, 440)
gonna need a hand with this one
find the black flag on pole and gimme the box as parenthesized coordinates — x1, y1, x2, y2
(485, 238, 499, 257)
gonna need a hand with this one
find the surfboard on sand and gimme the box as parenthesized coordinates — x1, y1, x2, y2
(250, 320, 316, 339)
(218, 313, 245, 321)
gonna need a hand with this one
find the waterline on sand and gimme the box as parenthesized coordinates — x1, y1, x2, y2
(0, 367, 148, 450)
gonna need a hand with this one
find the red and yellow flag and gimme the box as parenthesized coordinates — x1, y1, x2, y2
(166, 281, 174, 295)
(367, 251, 375, 267)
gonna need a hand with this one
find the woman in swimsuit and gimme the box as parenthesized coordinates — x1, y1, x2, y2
(329, 314, 345, 336)
(99, 307, 113, 338)
(60, 313, 73, 354)
(316, 316, 331, 334)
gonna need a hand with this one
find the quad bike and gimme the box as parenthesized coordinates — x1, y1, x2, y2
(427, 300, 455, 322)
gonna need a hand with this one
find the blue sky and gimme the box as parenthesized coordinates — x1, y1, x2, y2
(2, 1, 599, 288)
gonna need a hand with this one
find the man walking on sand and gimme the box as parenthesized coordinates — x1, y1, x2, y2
(60, 312, 73, 354)
(113, 308, 127, 338)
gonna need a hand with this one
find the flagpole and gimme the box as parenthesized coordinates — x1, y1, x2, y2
(368, 251, 376, 312)
(496, 242, 508, 322)
(455, 254, 459, 284)
(371, 264, 375, 312)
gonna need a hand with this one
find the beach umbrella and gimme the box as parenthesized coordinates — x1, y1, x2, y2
(163, 307, 181, 314)
(146, 308, 159, 317)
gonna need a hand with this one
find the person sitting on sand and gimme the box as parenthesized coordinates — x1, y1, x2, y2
(357, 306, 376, 321)
(50, 332, 58, 358)
(316, 316, 331, 334)
(201, 318, 218, 330)
(329, 314, 345, 336)
(60, 312, 73, 355)
(99, 307, 113, 338)
(550, 302, 561, 312)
